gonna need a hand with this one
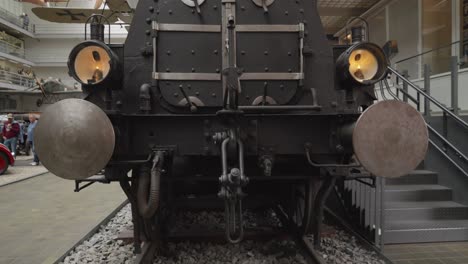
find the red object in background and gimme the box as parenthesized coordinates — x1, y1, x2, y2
(0, 144, 15, 175)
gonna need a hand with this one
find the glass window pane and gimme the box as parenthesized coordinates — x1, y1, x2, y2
(422, 0, 452, 75)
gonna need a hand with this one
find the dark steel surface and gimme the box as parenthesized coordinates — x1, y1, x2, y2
(353, 100, 428, 178)
(35, 99, 115, 180)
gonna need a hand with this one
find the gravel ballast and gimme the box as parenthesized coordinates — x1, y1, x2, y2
(61, 203, 387, 264)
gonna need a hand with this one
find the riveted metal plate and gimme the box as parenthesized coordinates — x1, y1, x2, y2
(353, 100, 428, 178)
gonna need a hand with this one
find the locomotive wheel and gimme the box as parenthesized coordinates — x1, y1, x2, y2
(0, 152, 10, 175)
(290, 178, 315, 235)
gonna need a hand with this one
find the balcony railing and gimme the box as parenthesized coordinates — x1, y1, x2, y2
(0, 7, 35, 34)
(0, 39, 25, 58)
(0, 70, 36, 89)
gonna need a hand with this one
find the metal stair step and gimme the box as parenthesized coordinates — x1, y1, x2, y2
(385, 184, 452, 202)
(385, 201, 468, 221)
(385, 170, 438, 185)
(384, 220, 468, 243)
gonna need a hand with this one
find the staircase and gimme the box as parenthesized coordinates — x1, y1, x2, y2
(384, 170, 468, 244)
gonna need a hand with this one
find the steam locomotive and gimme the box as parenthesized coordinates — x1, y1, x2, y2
(35, 0, 428, 250)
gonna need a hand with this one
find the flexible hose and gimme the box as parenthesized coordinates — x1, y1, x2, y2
(137, 153, 164, 218)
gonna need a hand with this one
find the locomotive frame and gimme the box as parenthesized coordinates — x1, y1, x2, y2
(35, 0, 428, 253)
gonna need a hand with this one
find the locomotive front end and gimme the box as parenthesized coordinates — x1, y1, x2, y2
(33, 0, 429, 247)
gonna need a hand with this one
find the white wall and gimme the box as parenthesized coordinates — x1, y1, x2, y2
(368, 10, 386, 47)
(24, 38, 79, 66)
(0, 0, 23, 16)
(387, 0, 421, 78)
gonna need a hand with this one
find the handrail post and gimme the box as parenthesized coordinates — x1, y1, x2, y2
(443, 111, 448, 151)
(450, 56, 459, 116)
(402, 70, 409, 103)
(424, 64, 431, 116)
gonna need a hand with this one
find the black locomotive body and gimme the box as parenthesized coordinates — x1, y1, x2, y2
(102, 0, 375, 168)
(35, 0, 428, 248)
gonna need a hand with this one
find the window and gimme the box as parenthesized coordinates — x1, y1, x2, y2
(422, 0, 452, 75)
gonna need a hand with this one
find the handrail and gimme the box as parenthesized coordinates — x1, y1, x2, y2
(0, 6, 35, 34)
(380, 75, 468, 179)
(0, 69, 36, 88)
(395, 40, 468, 64)
(428, 138, 468, 178)
(387, 66, 468, 131)
(0, 39, 25, 58)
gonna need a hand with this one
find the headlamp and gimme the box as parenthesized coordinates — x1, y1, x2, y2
(68, 40, 118, 86)
(336, 42, 388, 85)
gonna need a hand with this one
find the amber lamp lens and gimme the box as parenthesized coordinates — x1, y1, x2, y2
(348, 49, 379, 83)
(74, 46, 111, 85)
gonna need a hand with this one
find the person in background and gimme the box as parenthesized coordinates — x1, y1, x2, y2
(2, 113, 20, 157)
(28, 114, 39, 166)
(18, 121, 24, 149)
(21, 13, 29, 30)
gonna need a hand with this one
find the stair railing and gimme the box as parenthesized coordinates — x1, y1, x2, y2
(382, 65, 468, 179)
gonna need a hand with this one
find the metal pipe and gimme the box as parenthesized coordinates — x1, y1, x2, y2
(389, 66, 468, 130)
(429, 139, 468, 178)
(137, 152, 164, 218)
(382, 78, 417, 104)
(427, 125, 468, 163)
(395, 40, 468, 64)
(402, 70, 408, 103)
(451, 56, 459, 115)
(423, 65, 431, 117)
(379, 81, 388, 100)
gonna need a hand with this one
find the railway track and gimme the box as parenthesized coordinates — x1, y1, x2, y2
(133, 206, 326, 264)
(58, 201, 389, 264)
